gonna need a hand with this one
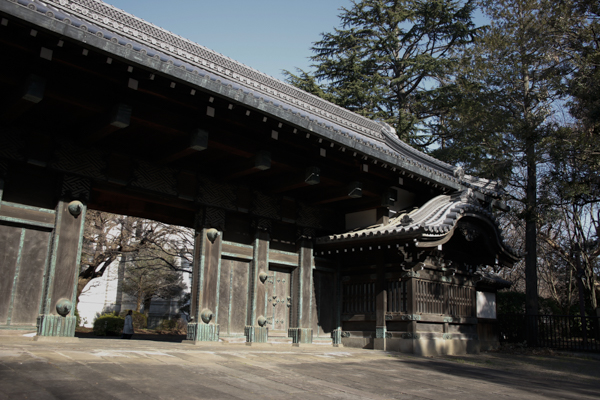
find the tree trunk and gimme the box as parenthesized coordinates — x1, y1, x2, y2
(136, 294, 142, 313)
(143, 296, 152, 316)
(76, 277, 92, 303)
(574, 249, 588, 344)
(525, 134, 538, 345)
(567, 266, 573, 315)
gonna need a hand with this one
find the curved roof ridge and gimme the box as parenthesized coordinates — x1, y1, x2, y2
(408, 194, 452, 224)
(315, 190, 521, 264)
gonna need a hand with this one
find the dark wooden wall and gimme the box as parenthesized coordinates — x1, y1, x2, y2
(0, 173, 86, 336)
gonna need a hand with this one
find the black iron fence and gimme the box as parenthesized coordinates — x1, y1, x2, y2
(498, 314, 600, 352)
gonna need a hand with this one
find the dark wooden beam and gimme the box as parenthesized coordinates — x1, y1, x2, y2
(1, 74, 45, 121)
(83, 103, 131, 143)
(210, 150, 271, 182)
(159, 129, 209, 164)
(269, 167, 321, 194)
(310, 181, 364, 205)
(219, 150, 271, 181)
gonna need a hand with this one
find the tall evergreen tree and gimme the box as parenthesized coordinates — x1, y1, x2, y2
(542, 0, 600, 316)
(436, 0, 571, 323)
(285, 0, 479, 149)
(567, 0, 600, 138)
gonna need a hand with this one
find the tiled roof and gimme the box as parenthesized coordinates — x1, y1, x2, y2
(3, 0, 503, 196)
(316, 189, 521, 260)
(475, 271, 512, 289)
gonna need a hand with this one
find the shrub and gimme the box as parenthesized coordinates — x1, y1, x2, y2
(158, 319, 177, 330)
(119, 310, 147, 329)
(155, 317, 187, 334)
(93, 314, 124, 336)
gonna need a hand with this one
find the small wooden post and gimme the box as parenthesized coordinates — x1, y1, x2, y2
(332, 260, 343, 346)
(374, 263, 387, 350)
(407, 277, 418, 335)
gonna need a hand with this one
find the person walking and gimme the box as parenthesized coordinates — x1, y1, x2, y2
(122, 310, 134, 339)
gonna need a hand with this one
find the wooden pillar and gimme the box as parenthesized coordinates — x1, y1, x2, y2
(332, 260, 343, 346)
(187, 224, 222, 342)
(407, 277, 418, 335)
(37, 176, 89, 339)
(374, 264, 387, 350)
(245, 229, 269, 343)
(289, 237, 313, 344)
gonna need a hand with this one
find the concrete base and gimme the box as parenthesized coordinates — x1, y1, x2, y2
(268, 335, 293, 345)
(385, 338, 479, 356)
(312, 337, 334, 346)
(218, 336, 247, 344)
(373, 338, 386, 351)
(34, 336, 80, 343)
(344, 336, 479, 356)
(183, 339, 223, 346)
(245, 342, 273, 347)
(341, 337, 374, 349)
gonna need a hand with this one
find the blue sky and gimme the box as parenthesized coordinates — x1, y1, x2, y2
(105, 0, 351, 82)
(105, 1, 488, 83)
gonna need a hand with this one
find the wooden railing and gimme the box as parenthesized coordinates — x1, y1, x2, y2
(342, 279, 475, 317)
(387, 280, 407, 313)
(342, 282, 375, 314)
(415, 281, 474, 316)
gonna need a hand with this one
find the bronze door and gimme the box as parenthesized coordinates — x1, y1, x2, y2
(266, 266, 291, 333)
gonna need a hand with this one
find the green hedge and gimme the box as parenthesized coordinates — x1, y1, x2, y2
(93, 314, 125, 336)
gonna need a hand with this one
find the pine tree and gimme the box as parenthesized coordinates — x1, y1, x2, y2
(567, 0, 600, 138)
(285, 0, 479, 149)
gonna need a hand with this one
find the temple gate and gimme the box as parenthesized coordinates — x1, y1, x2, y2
(0, 0, 519, 355)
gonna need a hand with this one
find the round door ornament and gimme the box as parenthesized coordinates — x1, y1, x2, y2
(68, 200, 83, 217)
(206, 228, 220, 243)
(257, 315, 267, 327)
(56, 298, 73, 316)
(200, 308, 213, 324)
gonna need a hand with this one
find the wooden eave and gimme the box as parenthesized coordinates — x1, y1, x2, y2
(0, 0, 505, 200)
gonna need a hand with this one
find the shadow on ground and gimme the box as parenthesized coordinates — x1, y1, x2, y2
(75, 331, 187, 342)
(382, 352, 600, 399)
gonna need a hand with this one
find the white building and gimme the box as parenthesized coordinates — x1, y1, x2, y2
(78, 256, 192, 328)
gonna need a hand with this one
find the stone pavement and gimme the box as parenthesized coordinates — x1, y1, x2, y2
(0, 338, 598, 399)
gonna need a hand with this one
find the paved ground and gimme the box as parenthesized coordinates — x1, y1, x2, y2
(0, 338, 599, 399)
